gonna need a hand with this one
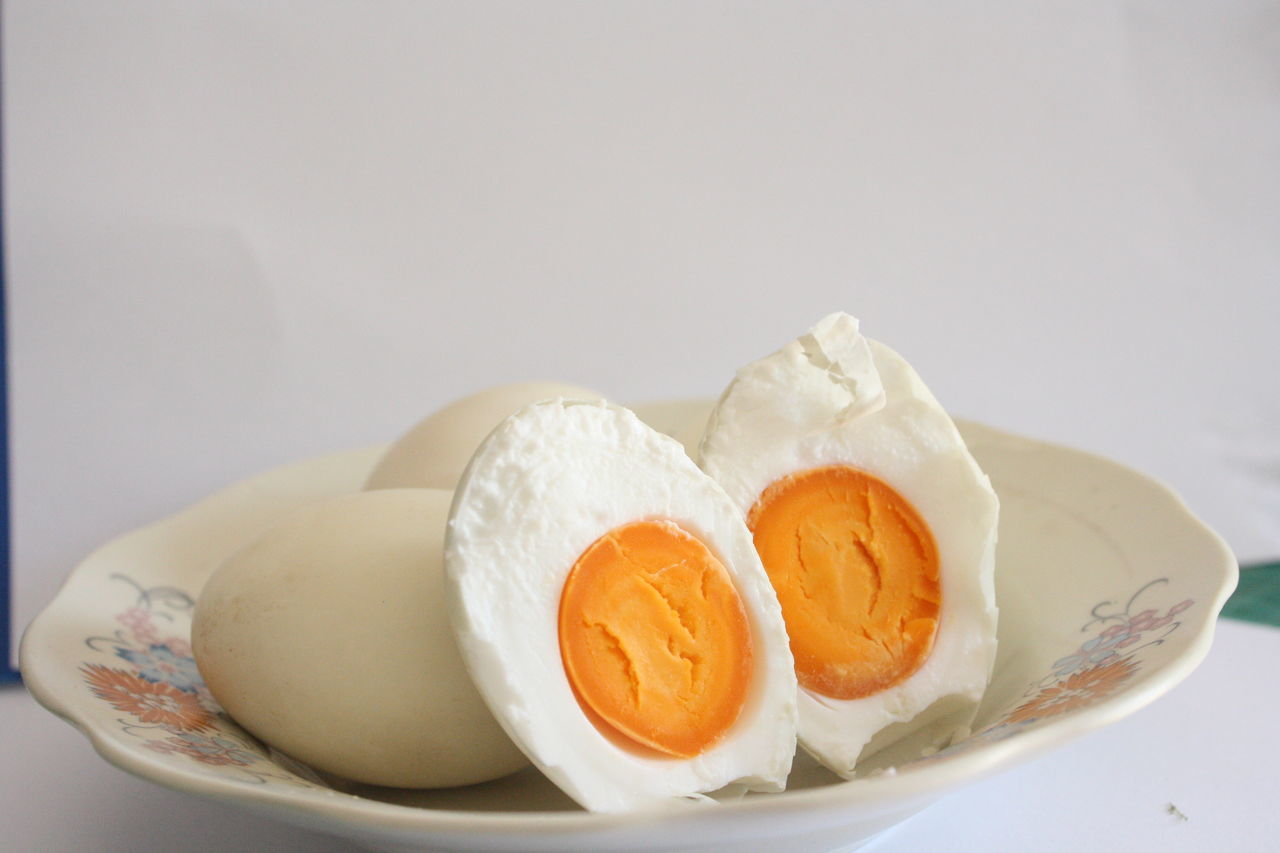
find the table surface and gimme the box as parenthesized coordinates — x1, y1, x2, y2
(4, 617, 1276, 853)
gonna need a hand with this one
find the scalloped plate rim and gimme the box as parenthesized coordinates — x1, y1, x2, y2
(19, 412, 1238, 845)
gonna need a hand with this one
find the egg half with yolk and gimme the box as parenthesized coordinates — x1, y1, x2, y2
(697, 313, 999, 777)
(444, 399, 797, 812)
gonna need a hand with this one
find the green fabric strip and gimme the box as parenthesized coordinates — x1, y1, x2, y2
(1221, 561, 1280, 628)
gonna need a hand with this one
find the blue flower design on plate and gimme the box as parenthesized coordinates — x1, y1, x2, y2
(115, 643, 204, 692)
(143, 731, 260, 767)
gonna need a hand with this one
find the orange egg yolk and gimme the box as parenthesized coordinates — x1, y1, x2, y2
(747, 466, 940, 701)
(558, 520, 754, 758)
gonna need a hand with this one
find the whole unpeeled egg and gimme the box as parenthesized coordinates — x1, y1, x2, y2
(365, 381, 603, 490)
(191, 488, 529, 788)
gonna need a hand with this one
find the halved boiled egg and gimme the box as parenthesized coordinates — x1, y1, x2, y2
(444, 400, 798, 812)
(697, 313, 999, 777)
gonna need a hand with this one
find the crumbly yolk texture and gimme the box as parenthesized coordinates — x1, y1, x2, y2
(747, 466, 940, 701)
(558, 520, 754, 758)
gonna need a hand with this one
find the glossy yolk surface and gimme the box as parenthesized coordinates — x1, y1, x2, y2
(558, 520, 754, 758)
(747, 466, 940, 701)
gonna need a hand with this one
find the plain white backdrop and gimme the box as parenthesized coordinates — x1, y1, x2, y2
(7, 1, 1280, 637)
(3, 1, 1278, 850)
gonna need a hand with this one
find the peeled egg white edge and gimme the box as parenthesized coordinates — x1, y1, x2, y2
(443, 399, 799, 813)
(698, 313, 1000, 778)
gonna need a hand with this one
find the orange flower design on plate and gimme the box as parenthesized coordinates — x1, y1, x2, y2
(81, 664, 214, 732)
(1005, 657, 1139, 725)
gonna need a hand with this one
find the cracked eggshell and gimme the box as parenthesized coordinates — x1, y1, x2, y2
(444, 400, 798, 813)
(698, 313, 999, 777)
(365, 381, 604, 490)
(192, 488, 529, 788)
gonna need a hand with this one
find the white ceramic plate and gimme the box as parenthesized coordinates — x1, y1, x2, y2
(21, 404, 1236, 853)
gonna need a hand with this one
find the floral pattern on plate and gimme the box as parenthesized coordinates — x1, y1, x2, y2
(79, 574, 322, 787)
(920, 577, 1195, 761)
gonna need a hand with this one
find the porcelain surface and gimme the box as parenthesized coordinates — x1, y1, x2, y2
(21, 403, 1237, 852)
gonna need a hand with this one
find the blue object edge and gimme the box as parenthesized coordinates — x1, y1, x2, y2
(1, 44, 18, 684)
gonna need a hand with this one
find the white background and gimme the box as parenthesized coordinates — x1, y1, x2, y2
(3, 1, 1278, 851)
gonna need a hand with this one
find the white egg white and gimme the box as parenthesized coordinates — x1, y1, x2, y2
(698, 313, 999, 777)
(444, 400, 798, 813)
